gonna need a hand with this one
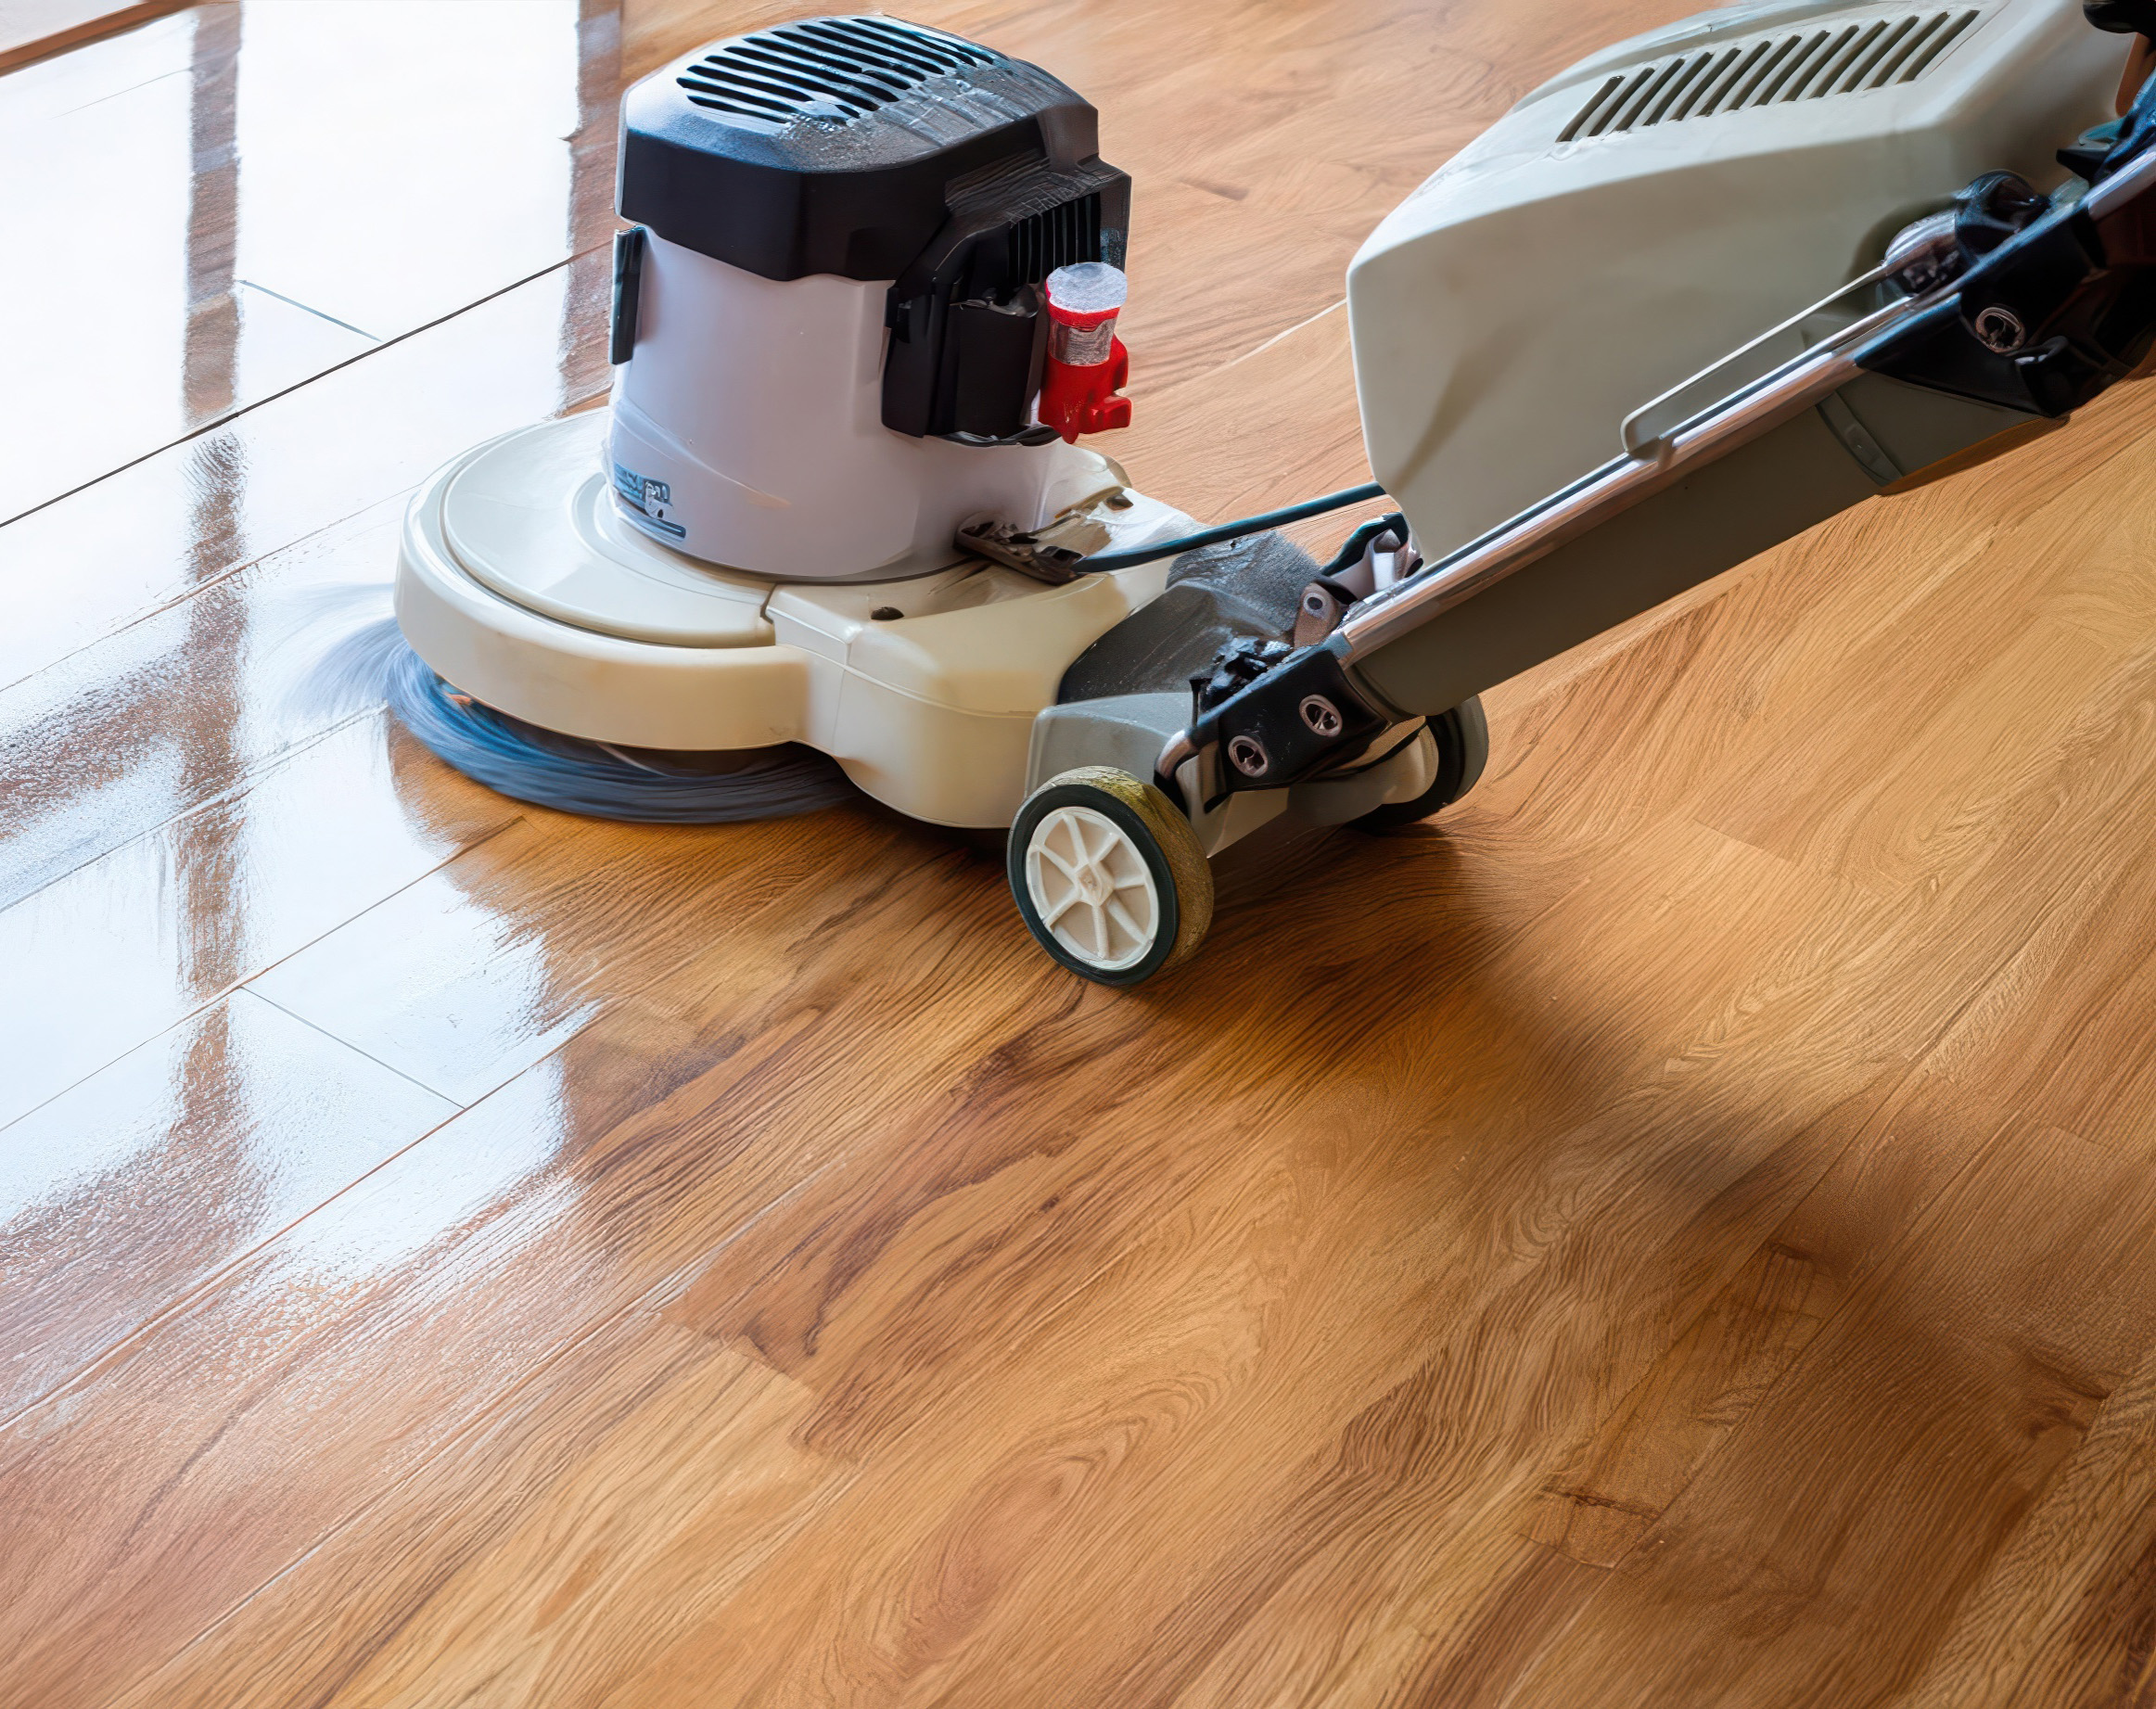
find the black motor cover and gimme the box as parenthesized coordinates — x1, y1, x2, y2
(617, 16, 1129, 442)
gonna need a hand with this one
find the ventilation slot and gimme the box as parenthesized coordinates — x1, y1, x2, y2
(1558, 7, 1980, 142)
(677, 16, 996, 127)
(1006, 196, 1104, 285)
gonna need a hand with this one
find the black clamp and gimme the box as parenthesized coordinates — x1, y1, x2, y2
(1180, 637, 1395, 808)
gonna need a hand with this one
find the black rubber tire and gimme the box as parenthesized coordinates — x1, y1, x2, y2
(1007, 767, 1214, 987)
(1350, 697, 1489, 833)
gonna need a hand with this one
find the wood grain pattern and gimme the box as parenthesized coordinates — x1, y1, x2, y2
(13, 1, 2156, 1706)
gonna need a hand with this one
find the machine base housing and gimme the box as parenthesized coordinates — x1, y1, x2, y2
(393, 413, 1191, 828)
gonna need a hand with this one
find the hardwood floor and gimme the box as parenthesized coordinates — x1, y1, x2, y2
(0, 0, 191, 73)
(9, 1, 2156, 1704)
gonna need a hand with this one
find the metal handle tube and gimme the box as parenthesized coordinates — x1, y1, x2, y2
(1333, 339, 1869, 658)
(1328, 252, 1980, 663)
(2082, 134, 2156, 218)
(1155, 278, 1940, 795)
(1333, 140, 2156, 666)
(1617, 254, 1903, 454)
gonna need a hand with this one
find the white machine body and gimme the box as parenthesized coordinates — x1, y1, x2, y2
(609, 234, 1099, 580)
(396, 412, 1190, 826)
(392, 18, 1180, 826)
(1349, 0, 2123, 558)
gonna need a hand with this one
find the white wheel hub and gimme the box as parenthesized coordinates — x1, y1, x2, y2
(1024, 804, 1161, 972)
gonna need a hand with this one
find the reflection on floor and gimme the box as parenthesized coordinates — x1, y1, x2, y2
(12, 2, 2156, 1706)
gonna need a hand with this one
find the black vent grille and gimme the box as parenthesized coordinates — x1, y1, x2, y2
(1007, 196, 1103, 285)
(1558, 8, 1981, 143)
(676, 16, 997, 128)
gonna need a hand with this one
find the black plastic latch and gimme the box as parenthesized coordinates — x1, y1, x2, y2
(609, 226, 646, 367)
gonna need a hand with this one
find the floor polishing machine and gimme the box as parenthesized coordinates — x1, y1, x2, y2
(396, 1, 2156, 985)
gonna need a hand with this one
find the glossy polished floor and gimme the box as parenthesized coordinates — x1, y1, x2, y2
(13, 1, 2156, 1704)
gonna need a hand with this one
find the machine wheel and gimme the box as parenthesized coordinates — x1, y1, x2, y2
(1352, 697, 1489, 833)
(1009, 767, 1214, 986)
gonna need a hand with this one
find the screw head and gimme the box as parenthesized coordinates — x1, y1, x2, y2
(1227, 734, 1269, 777)
(1972, 305, 2026, 354)
(1299, 695, 1343, 736)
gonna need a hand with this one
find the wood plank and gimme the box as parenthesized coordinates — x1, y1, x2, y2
(32, 808, 1928, 1705)
(0, 257, 607, 700)
(1901, 1343, 2156, 1707)
(1505, 1126, 2156, 1709)
(4, 504, 438, 908)
(0, 0, 187, 73)
(0, 832, 988, 1707)
(1520, 1073, 2004, 1569)
(0, 0, 616, 522)
(0, 712, 512, 1134)
(0, 988, 455, 1417)
(240, 802, 900, 1107)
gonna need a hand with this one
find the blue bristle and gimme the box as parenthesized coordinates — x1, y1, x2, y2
(381, 642, 856, 824)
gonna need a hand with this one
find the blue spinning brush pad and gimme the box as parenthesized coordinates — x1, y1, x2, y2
(383, 643, 856, 825)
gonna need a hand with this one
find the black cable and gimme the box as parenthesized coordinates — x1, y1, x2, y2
(1317, 511, 1409, 579)
(1076, 480, 1387, 572)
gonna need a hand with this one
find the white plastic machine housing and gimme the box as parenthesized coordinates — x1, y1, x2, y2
(609, 233, 1103, 580)
(394, 412, 1192, 827)
(1348, 0, 2122, 561)
(392, 18, 1183, 828)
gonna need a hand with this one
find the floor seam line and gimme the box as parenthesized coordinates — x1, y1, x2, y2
(236, 278, 380, 342)
(0, 707, 382, 914)
(0, 815, 522, 1142)
(233, 987, 466, 1109)
(0, 248, 597, 531)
